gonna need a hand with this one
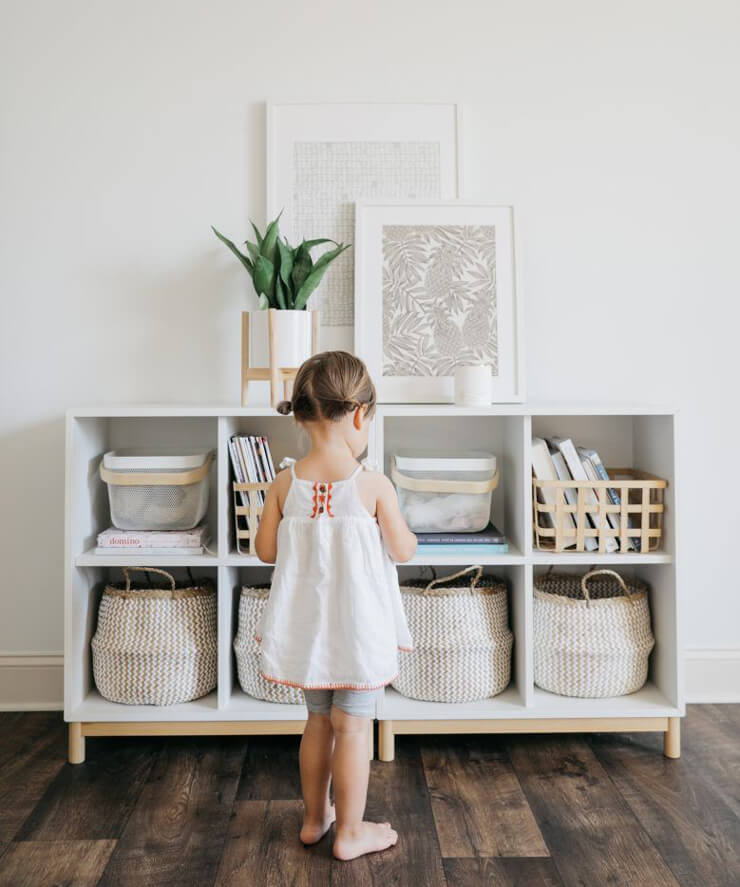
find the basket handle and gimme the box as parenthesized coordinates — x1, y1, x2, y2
(424, 565, 483, 592)
(392, 459, 499, 495)
(122, 567, 177, 593)
(580, 569, 633, 605)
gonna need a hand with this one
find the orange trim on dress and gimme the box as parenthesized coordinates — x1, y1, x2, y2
(260, 671, 398, 691)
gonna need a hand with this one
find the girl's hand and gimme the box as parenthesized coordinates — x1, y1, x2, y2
(254, 469, 290, 563)
(374, 474, 417, 563)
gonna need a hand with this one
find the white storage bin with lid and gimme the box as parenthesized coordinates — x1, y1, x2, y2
(100, 449, 213, 531)
(391, 450, 499, 533)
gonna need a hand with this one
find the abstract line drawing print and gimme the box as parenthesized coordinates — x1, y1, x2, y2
(382, 224, 498, 378)
(293, 142, 441, 326)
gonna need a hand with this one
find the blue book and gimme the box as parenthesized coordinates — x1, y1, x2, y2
(415, 542, 509, 556)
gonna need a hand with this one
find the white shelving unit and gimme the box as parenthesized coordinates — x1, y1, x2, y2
(65, 404, 682, 764)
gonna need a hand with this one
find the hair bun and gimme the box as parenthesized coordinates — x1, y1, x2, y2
(276, 399, 293, 415)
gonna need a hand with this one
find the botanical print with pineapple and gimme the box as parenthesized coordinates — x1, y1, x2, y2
(382, 225, 498, 377)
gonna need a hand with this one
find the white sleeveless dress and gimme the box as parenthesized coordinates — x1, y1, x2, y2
(255, 461, 414, 690)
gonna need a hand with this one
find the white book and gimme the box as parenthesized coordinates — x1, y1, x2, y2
(578, 448, 634, 551)
(261, 437, 276, 480)
(578, 447, 637, 552)
(548, 437, 618, 552)
(532, 437, 577, 548)
(239, 436, 264, 504)
(94, 546, 206, 556)
(228, 438, 248, 507)
(97, 525, 208, 549)
(550, 449, 598, 551)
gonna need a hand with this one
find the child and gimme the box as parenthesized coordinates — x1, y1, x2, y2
(254, 350, 417, 861)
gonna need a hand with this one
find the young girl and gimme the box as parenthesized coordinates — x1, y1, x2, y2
(254, 350, 417, 861)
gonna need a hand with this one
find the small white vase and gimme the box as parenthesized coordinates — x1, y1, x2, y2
(249, 309, 314, 369)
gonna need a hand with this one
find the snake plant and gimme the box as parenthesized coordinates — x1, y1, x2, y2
(212, 212, 350, 310)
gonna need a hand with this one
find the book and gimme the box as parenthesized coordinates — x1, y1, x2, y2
(578, 447, 639, 552)
(415, 523, 506, 545)
(228, 438, 248, 507)
(415, 542, 510, 556)
(548, 437, 618, 553)
(532, 436, 577, 548)
(97, 525, 208, 549)
(261, 436, 276, 480)
(549, 448, 598, 552)
(94, 546, 207, 556)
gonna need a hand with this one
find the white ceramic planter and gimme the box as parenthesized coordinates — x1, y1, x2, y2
(249, 309, 314, 369)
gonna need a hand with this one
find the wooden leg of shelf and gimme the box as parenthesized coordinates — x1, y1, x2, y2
(664, 717, 681, 759)
(68, 722, 85, 764)
(378, 720, 394, 762)
(241, 311, 250, 406)
(268, 309, 280, 407)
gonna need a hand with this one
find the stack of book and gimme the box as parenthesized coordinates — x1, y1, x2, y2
(532, 436, 639, 552)
(415, 523, 509, 557)
(228, 434, 277, 506)
(96, 523, 210, 556)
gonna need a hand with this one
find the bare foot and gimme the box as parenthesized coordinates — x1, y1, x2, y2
(333, 821, 398, 860)
(300, 804, 336, 845)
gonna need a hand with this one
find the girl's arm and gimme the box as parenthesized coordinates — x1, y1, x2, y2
(254, 469, 289, 563)
(374, 473, 417, 563)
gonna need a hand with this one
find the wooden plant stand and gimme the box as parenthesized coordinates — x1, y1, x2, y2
(241, 309, 320, 408)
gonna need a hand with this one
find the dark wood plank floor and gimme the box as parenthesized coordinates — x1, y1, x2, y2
(0, 706, 738, 887)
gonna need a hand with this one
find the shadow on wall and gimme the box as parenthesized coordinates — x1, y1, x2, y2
(0, 416, 66, 652)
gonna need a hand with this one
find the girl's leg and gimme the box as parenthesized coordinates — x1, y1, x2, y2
(299, 695, 336, 844)
(330, 700, 397, 860)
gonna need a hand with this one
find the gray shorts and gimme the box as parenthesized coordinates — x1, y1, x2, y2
(303, 687, 382, 719)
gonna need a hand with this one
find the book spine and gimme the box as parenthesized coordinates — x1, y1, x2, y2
(94, 546, 205, 556)
(415, 543, 510, 555)
(97, 530, 205, 548)
(415, 535, 505, 544)
(587, 453, 640, 552)
(245, 436, 266, 504)
(261, 437, 276, 480)
(229, 438, 248, 507)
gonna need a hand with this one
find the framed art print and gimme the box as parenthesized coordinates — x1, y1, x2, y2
(355, 201, 524, 403)
(266, 102, 462, 333)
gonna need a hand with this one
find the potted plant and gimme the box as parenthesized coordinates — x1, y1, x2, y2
(212, 213, 350, 370)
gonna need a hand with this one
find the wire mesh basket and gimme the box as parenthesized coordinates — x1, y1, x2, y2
(100, 449, 213, 531)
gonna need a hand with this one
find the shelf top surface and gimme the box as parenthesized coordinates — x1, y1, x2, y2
(68, 402, 678, 419)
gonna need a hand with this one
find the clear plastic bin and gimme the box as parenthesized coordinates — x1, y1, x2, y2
(391, 450, 499, 533)
(100, 449, 213, 531)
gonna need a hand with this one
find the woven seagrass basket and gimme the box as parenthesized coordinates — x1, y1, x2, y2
(393, 566, 513, 703)
(533, 569, 655, 698)
(91, 567, 217, 706)
(233, 586, 304, 705)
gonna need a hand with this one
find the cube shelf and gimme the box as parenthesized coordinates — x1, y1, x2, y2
(65, 404, 682, 764)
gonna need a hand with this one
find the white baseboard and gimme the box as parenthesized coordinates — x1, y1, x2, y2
(0, 651, 738, 710)
(685, 648, 740, 704)
(0, 654, 64, 711)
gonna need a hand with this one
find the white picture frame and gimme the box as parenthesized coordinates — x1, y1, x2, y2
(266, 102, 463, 331)
(355, 201, 525, 403)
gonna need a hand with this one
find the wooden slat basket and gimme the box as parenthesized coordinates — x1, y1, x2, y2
(234, 481, 272, 556)
(532, 468, 667, 553)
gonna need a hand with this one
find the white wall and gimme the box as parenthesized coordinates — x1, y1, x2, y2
(1, 1, 738, 699)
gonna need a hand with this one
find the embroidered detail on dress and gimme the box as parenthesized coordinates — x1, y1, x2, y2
(309, 481, 334, 518)
(398, 645, 414, 652)
(261, 671, 398, 691)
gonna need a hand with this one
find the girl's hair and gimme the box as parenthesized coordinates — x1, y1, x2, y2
(276, 351, 376, 422)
